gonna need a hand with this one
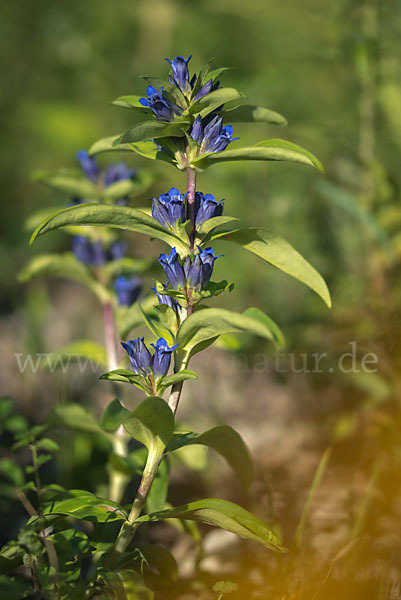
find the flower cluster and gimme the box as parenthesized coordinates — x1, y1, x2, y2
(72, 237, 126, 266)
(190, 115, 238, 154)
(159, 247, 220, 294)
(121, 337, 177, 393)
(139, 86, 183, 122)
(72, 151, 142, 307)
(76, 150, 135, 196)
(152, 187, 224, 230)
(166, 55, 219, 101)
(114, 276, 142, 307)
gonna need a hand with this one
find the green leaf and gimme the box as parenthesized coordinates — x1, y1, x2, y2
(0, 459, 25, 487)
(123, 396, 174, 452)
(42, 489, 126, 522)
(158, 370, 198, 389)
(217, 228, 331, 307)
(18, 253, 109, 303)
(100, 369, 149, 392)
(176, 307, 284, 358)
(101, 179, 138, 201)
(146, 458, 169, 513)
(33, 169, 97, 197)
(191, 88, 246, 118)
(117, 295, 158, 339)
(138, 498, 285, 552)
(242, 307, 285, 349)
(42, 340, 108, 369)
(89, 134, 139, 155)
(35, 438, 59, 453)
(213, 581, 238, 594)
(138, 303, 176, 346)
(48, 403, 105, 435)
(295, 448, 331, 548)
(225, 104, 287, 126)
(112, 94, 151, 112)
(197, 216, 239, 237)
(100, 257, 153, 282)
(167, 424, 254, 490)
(117, 120, 189, 145)
(29, 204, 189, 254)
(100, 399, 130, 433)
(99, 569, 154, 600)
(193, 139, 323, 171)
(206, 66, 232, 83)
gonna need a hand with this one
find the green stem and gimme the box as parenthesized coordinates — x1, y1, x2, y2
(168, 167, 196, 414)
(107, 166, 198, 564)
(106, 443, 164, 566)
(103, 300, 129, 503)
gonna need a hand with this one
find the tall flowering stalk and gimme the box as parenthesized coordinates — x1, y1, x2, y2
(14, 55, 331, 596)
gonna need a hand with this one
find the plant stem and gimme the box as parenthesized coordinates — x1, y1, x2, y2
(105, 444, 164, 566)
(108, 167, 198, 564)
(187, 167, 197, 251)
(103, 300, 129, 503)
(168, 167, 197, 414)
(30, 445, 60, 594)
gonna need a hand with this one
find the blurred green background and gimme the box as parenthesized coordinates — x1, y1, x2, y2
(2, 0, 401, 597)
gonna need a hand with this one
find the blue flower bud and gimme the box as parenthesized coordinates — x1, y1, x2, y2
(198, 246, 221, 287)
(76, 150, 99, 182)
(152, 187, 186, 229)
(185, 253, 204, 290)
(72, 235, 93, 265)
(159, 248, 186, 289)
(92, 241, 108, 266)
(121, 337, 153, 375)
(166, 55, 192, 94)
(194, 192, 224, 226)
(194, 77, 220, 101)
(139, 86, 181, 122)
(151, 338, 178, 379)
(190, 115, 238, 154)
(104, 163, 135, 187)
(152, 282, 181, 313)
(114, 275, 142, 307)
(109, 241, 127, 260)
(190, 115, 204, 146)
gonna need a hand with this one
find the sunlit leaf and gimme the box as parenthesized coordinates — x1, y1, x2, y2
(18, 253, 110, 303)
(167, 424, 254, 489)
(216, 228, 331, 307)
(193, 139, 323, 171)
(138, 498, 285, 552)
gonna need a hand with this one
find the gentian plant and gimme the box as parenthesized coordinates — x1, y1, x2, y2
(2, 56, 331, 598)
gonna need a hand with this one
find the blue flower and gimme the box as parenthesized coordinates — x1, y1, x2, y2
(159, 247, 221, 293)
(159, 248, 186, 289)
(72, 236, 93, 265)
(194, 192, 224, 226)
(139, 86, 181, 122)
(151, 338, 178, 379)
(183, 246, 221, 290)
(121, 337, 177, 381)
(193, 77, 220, 101)
(72, 236, 107, 266)
(76, 150, 99, 182)
(104, 163, 135, 187)
(166, 55, 192, 94)
(121, 337, 153, 375)
(109, 241, 127, 260)
(190, 115, 238, 154)
(152, 187, 186, 229)
(152, 282, 181, 313)
(114, 275, 142, 307)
